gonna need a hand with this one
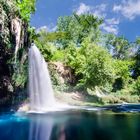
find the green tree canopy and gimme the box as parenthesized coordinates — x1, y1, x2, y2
(16, 0, 36, 21)
(57, 13, 103, 48)
(105, 34, 131, 59)
(65, 38, 114, 89)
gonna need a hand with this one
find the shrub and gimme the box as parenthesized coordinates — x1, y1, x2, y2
(99, 95, 121, 104)
(113, 60, 133, 90)
(132, 76, 140, 95)
(65, 39, 115, 89)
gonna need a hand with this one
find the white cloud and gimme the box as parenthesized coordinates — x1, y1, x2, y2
(93, 4, 107, 18)
(113, 0, 140, 20)
(75, 3, 107, 18)
(51, 26, 57, 32)
(106, 18, 120, 25)
(113, 5, 122, 12)
(76, 3, 90, 15)
(101, 18, 120, 35)
(101, 24, 119, 35)
(36, 24, 57, 33)
(75, 3, 119, 34)
(36, 26, 48, 33)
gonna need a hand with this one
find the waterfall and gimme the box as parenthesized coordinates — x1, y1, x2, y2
(28, 44, 55, 111)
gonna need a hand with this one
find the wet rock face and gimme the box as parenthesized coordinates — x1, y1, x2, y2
(0, 1, 29, 107)
(0, 1, 14, 106)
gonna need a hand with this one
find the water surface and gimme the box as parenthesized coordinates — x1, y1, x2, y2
(0, 106, 140, 140)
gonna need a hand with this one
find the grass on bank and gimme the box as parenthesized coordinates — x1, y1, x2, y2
(54, 87, 140, 106)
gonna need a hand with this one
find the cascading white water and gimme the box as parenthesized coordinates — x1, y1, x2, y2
(28, 44, 55, 111)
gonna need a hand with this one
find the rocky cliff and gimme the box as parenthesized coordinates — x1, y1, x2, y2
(0, 0, 30, 107)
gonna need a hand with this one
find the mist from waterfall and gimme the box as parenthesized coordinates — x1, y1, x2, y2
(28, 44, 55, 111)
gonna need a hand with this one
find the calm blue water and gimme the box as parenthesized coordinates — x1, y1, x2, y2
(0, 105, 140, 140)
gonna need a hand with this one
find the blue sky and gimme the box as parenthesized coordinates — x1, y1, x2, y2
(30, 0, 140, 41)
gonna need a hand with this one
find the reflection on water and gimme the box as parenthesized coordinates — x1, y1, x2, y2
(28, 112, 140, 140)
(29, 116, 53, 140)
(0, 111, 140, 140)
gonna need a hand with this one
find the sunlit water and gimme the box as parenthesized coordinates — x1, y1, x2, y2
(1, 105, 140, 140)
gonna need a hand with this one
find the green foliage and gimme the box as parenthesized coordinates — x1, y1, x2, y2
(113, 60, 133, 86)
(99, 92, 139, 104)
(35, 13, 139, 98)
(80, 45, 114, 89)
(133, 76, 140, 95)
(65, 38, 114, 89)
(105, 34, 131, 59)
(64, 42, 79, 67)
(57, 13, 102, 47)
(0, 0, 16, 45)
(16, 0, 36, 21)
(133, 37, 140, 78)
(0, 0, 37, 106)
(35, 29, 66, 62)
(99, 95, 121, 104)
(12, 60, 28, 88)
(51, 50, 65, 61)
(136, 37, 140, 44)
(31, 13, 140, 104)
(2, 0, 140, 106)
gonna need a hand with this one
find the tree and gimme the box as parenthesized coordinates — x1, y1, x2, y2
(65, 38, 114, 89)
(113, 60, 133, 91)
(105, 34, 131, 59)
(132, 37, 140, 79)
(16, 0, 36, 21)
(57, 13, 103, 48)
